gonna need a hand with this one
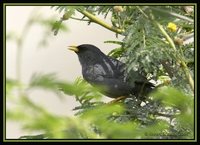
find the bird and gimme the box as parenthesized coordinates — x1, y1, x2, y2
(68, 44, 154, 101)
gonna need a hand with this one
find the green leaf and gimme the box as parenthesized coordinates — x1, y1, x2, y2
(29, 73, 58, 90)
(51, 6, 67, 13)
(139, 120, 170, 139)
(151, 87, 193, 111)
(29, 73, 80, 96)
(104, 40, 124, 45)
(107, 47, 124, 58)
(62, 9, 75, 20)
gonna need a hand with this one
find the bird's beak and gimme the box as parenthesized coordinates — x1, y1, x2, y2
(68, 45, 79, 53)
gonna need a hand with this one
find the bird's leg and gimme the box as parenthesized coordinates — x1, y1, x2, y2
(107, 96, 127, 104)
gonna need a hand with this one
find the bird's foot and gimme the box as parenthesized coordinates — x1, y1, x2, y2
(107, 96, 127, 104)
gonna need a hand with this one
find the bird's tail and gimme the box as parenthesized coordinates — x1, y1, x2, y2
(132, 81, 155, 100)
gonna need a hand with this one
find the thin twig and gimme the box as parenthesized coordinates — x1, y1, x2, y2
(150, 7, 194, 23)
(155, 112, 176, 118)
(70, 16, 90, 21)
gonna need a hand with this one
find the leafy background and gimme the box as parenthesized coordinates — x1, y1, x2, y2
(5, 5, 195, 140)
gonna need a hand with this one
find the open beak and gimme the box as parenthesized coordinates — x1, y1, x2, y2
(68, 45, 79, 52)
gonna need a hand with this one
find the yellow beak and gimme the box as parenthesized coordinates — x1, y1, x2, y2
(68, 45, 79, 52)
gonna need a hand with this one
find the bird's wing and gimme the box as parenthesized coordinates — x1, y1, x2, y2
(108, 56, 154, 87)
(108, 57, 146, 80)
(83, 63, 132, 98)
(107, 56, 126, 79)
(82, 64, 113, 83)
(108, 56, 125, 71)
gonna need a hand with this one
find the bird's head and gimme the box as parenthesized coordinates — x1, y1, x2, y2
(68, 44, 102, 54)
(68, 44, 105, 65)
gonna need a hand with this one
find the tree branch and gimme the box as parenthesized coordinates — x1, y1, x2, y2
(154, 21, 194, 92)
(77, 9, 125, 35)
(137, 6, 194, 92)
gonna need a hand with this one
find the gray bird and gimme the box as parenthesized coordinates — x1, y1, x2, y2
(68, 44, 154, 100)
